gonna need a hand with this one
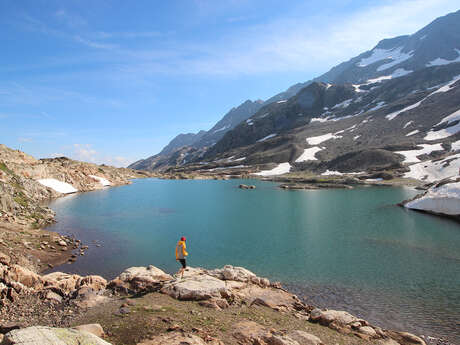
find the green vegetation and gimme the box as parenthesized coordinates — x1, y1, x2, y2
(14, 191, 29, 207)
(0, 162, 13, 175)
(98, 167, 104, 173)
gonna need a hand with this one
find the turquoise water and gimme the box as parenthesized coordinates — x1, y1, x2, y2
(46, 178, 460, 342)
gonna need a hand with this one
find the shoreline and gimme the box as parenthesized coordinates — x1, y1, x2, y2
(2, 175, 457, 344)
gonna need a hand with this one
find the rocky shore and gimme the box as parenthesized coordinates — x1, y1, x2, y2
(0, 144, 152, 272)
(0, 144, 456, 344)
(1, 257, 439, 345)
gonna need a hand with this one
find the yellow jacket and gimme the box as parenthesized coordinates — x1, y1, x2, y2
(175, 241, 188, 260)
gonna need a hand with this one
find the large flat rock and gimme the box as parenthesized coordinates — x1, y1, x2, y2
(1, 326, 111, 345)
(161, 274, 227, 300)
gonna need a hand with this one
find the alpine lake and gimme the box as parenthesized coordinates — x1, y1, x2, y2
(45, 178, 460, 343)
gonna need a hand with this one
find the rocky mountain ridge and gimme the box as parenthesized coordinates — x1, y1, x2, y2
(131, 10, 460, 177)
(0, 144, 148, 228)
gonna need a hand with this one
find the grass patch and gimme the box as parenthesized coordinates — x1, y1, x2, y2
(14, 192, 28, 207)
(0, 162, 13, 175)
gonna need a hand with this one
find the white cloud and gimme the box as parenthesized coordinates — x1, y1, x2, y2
(73, 144, 97, 163)
(18, 137, 33, 143)
(74, 35, 118, 50)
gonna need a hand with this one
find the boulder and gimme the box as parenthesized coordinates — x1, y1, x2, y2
(232, 321, 272, 344)
(161, 274, 227, 301)
(386, 331, 426, 345)
(45, 291, 63, 303)
(0, 252, 10, 266)
(286, 330, 322, 345)
(1, 265, 43, 290)
(71, 287, 109, 309)
(359, 326, 377, 337)
(108, 265, 172, 293)
(207, 265, 257, 283)
(309, 308, 358, 326)
(73, 324, 104, 338)
(42, 272, 80, 295)
(232, 321, 318, 345)
(240, 285, 302, 311)
(77, 276, 107, 291)
(1, 326, 111, 345)
(137, 331, 224, 345)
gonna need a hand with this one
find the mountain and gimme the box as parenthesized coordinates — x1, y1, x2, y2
(193, 100, 264, 148)
(130, 10, 460, 177)
(129, 99, 264, 171)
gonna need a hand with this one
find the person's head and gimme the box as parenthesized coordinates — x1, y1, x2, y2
(181, 236, 186, 242)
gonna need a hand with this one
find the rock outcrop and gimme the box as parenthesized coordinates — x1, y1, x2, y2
(108, 265, 172, 294)
(0, 251, 108, 309)
(0, 144, 148, 228)
(137, 331, 224, 345)
(0, 326, 111, 345)
(232, 320, 323, 345)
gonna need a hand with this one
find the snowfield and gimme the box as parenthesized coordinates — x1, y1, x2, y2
(424, 109, 460, 141)
(385, 75, 460, 120)
(38, 179, 78, 194)
(405, 182, 460, 216)
(295, 147, 323, 162)
(306, 133, 342, 145)
(89, 175, 111, 186)
(404, 153, 460, 182)
(427, 49, 460, 67)
(254, 162, 291, 176)
(357, 47, 413, 71)
(395, 143, 443, 163)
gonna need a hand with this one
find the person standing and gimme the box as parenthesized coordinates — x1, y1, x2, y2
(175, 236, 188, 278)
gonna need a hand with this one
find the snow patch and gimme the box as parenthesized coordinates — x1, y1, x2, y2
(332, 99, 353, 109)
(257, 133, 277, 142)
(367, 75, 392, 84)
(357, 47, 413, 71)
(427, 49, 460, 67)
(89, 175, 111, 186)
(403, 121, 414, 128)
(295, 147, 323, 162)
(395, 143, 444, 163)
(254, 163, 291, 176)
(259, 112, 269, 119)
(213, 125, 230, 133)
(406, 130, 419, 137)
(310, 117, 331, 123)
(405, 182, 460, 216)
(246, 119, 254, 126)
(368, 101, 386, 112)
(451, 140, 460, 151)
(306, 133, 342, 145)
(38, 179, 78, 194)
(353, 135, 361, 140)
(424, 109, 460, 141)
(377, 47, 413, 71)
(404, 153, 460, 182)
(277, 100, 287, 104)
(321, 170, 343, 176)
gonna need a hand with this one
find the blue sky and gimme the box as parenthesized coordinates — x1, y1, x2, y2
(1, 0, 458, 166)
